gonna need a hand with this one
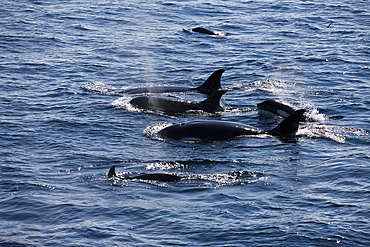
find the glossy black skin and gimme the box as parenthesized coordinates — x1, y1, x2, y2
(257, 100, 344, 121)
(191, 27, 216, 35)
(119, 69, 225, 96)
(130, 90, 226, 115)
(257, 100, 297, 118)
(159, 120, 260, 141)
(158, 109, 305, 141)
(108, 165, 182, 182)
(190, 27, 228, 36)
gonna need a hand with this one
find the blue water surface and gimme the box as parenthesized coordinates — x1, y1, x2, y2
(1, 0, 369, 246)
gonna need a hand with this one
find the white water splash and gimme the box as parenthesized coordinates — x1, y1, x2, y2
(299, 125, 369, 144)
(143, 122, 174, 141)
(110, 96, 140, 112)
(80, 82, 117, 95)
(304, 108, 328, 122)
(145, 161, 185, 171)
(299, 125, 346, 143)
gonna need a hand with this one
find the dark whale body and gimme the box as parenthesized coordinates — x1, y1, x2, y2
(158, 109, 305, 141)
(257, 100, 300, 119)
(119, 69, 225, 95)
(108, 165, 182, 182)
(130, 90, 226, 115)
(257, 100, 344, 121)
(190, 27, 228, 36)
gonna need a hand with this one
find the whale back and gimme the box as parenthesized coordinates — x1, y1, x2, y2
(130, 89, 225, 114)
(132, 174, 182, 182)
(108, 165, 182, 182)
(191, 27, 216, 35)
(257, 100, 295, 117)
(158, 121, 258, 141)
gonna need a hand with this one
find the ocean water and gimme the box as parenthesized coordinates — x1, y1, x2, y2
(1, 0, 369, 246)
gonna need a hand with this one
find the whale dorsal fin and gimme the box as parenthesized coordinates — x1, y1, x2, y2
(201, 90, 226, 107)
(269, 109, 305, 137)
(108, 165, 116, 178)
(195, 69, 224, 94)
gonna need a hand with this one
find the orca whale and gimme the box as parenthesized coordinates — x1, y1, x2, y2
(257, 100, 344, 121)
(257, 100, 301, 119)
(108, 165, 182, 182)
(119, 69, 225, 95)
(158, 109, 305, 141)
(190, 27, 228, 36)
(130, 90, 226, 115)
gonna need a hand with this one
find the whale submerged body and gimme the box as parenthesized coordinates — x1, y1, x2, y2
(130, 90, 226, 115)
(120, 69, 225, 95)
(108, 165, 182, 182)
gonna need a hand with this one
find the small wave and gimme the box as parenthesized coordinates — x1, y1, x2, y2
(110, 96, 140, 112)
(144, 159, 238, 171)
(145, 161, 187, 171)
(255, 78, 298, 88)
(143, 122, 173, 141)
(299, 125, 369, 144)
(186, 170, 267, 187)
(74, 24, 90, 31)
(222, 107, 253, 117)
(80, 82, 117, 95)
(299, 125, 346, 143)
(253, 79, 302, 95)
(228, 78, 305, 97)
